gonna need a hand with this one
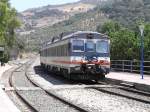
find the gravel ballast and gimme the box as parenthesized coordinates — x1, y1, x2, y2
(6, 91, 33, 112)
(12, 71, 35, 87)
(54, 88, 150, 112)
(12, 64, 79, 112)
(18, 90, 80, 112)
(96, 87, 150, 102)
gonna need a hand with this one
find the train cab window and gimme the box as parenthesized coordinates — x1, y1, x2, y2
(86, 41, 95, 52)
(72, 40, 84, 52)
(96, 41, 109, 53)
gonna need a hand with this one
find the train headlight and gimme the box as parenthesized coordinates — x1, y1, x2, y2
(99, 60, 110, 65)
(81, 57, 88, 63)
(74, 66, 80, 70)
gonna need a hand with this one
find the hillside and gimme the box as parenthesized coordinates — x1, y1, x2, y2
(18, 4, 108, 51)
(101, 0, 150, 28)
(19, 0, 150, 51)
(16, 0, 107, 51)
(80, 0, 107, 4)
(18, 1, 99, 33)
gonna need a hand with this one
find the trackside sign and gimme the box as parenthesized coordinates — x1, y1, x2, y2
(0, 47, 4, 51)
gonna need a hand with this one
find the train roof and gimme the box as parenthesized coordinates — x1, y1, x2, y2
(62, 31, 107, 39)
(41, 31, 109, 49)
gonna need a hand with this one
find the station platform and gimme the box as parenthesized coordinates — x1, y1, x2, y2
(0, 64, 20, 112)
(106, 72, 150, 92)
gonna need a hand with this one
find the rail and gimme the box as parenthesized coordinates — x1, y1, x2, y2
(111, 60, 150, 74)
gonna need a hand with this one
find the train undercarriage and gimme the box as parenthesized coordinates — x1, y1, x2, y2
(41, 63, 109, 81)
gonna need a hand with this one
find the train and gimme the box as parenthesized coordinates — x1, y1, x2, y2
(40, 31, 110, 81)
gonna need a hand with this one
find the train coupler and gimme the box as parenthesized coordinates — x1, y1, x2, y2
(80, 64, 107, 75)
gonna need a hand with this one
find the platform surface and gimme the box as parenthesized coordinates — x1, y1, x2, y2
(107, 72, 150, 85)
(0, 64, 20, 112)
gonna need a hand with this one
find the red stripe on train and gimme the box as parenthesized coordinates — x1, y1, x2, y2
(52, 60, 110, 65)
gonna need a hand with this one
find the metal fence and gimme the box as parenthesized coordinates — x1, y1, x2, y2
(111, 60, 150, 74)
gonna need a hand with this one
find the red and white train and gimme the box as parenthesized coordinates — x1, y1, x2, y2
(40, 31, 110, 80)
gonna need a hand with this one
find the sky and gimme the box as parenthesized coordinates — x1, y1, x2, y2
(10, 0, 80, 12)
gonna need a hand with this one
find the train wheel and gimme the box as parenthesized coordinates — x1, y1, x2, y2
(60, 68, 63, 76)
(100, 75, 105, 80)
(94, 80, 99, 83)
(62, 69, 68, 78)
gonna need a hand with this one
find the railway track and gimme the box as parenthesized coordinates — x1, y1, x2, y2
(26, 70, 89, 112)
(8, 59, 90, 112)
(91, 81, 150, 104)
(3, 57, 150, 112)
(9, 60, 39, 112)
(26, 68, 150, 112)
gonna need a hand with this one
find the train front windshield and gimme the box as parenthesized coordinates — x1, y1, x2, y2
(96, 41, 109, 53)
(72, 40, 109, 53)
(86, 41, 95, 52)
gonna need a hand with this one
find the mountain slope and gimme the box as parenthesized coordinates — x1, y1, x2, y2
(100, 0, 149, 28)
(80, 0, 107, 4)
(18, 0, 107, 33)
(17, 0, 110, 51)
(18, 1, 98, 32)
(19, 6, 108, 51)
(17, 0, 150, 52)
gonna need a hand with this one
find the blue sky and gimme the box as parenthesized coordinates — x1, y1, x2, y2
(10, 0, 80, 12)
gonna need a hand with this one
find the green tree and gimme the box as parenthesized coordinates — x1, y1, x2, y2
(97, 21, 121, 35)
(101, 0, 145, 28)
(97, 21, 139, 60)
(143, 23, 150, 60)
(0, 0, 20, 61)
(110, 28, 139, 60)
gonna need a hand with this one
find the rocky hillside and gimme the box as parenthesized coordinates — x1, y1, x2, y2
(18, 0, 106, 33)
(16, 0, 150, 52)
(80, 0, 107, 4)
(19, 9, 108, 51)
(16, 0, 109, 51)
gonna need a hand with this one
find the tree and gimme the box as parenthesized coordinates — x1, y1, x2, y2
(97, 21, 139, 60)
(143, 23, 150, 60)
(97, 21, 121, 35)
(0, 0, 20, 61)
(101, 0, 145, 28)
(110, 28, 139, 60)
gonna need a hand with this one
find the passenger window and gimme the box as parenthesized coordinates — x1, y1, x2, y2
(72, 40, 84, 52)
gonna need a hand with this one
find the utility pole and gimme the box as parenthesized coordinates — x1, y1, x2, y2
(139, 24, 145, 79)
